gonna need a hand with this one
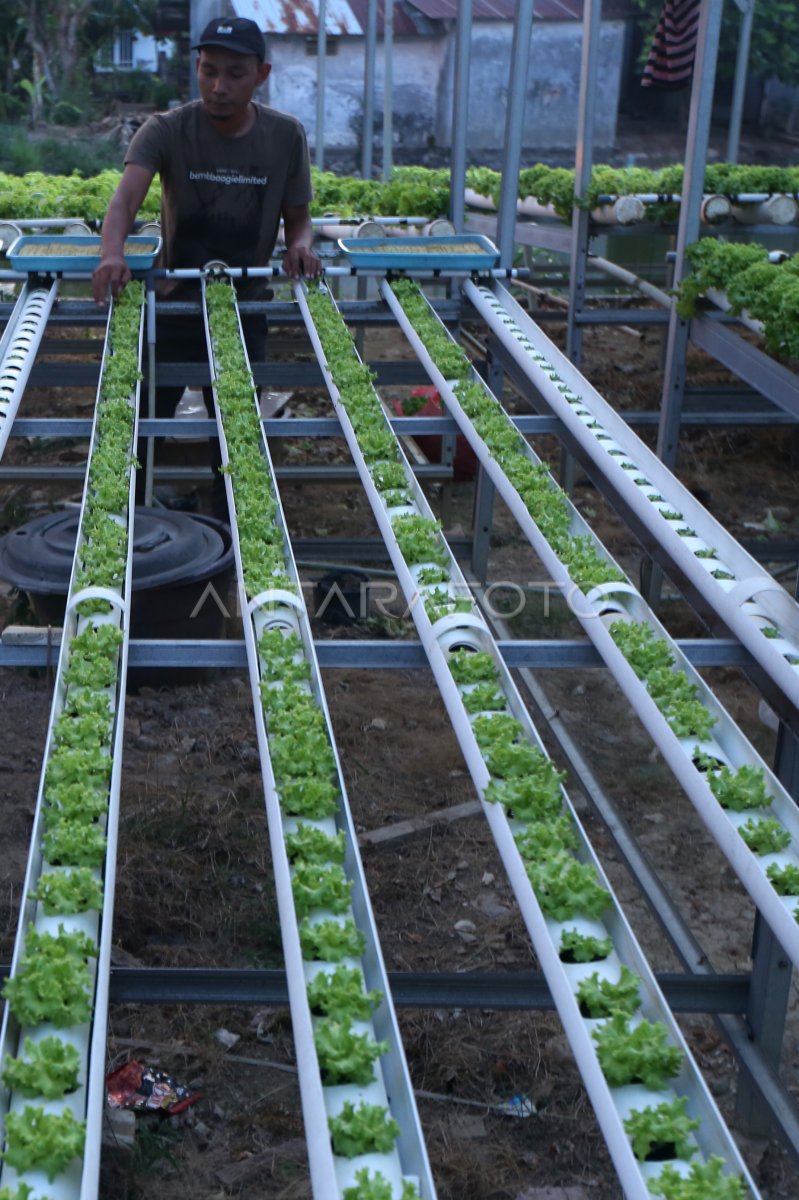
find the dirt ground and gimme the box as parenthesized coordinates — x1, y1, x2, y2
(1, 279, 799, 1200)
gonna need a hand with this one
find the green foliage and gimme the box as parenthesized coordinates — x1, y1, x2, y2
(766, 862, 799, 896)
(559, 928, 613, 963)
(291, 863, 352, 918)
(285, 823, 345, 865)
(328, 1100, 400, 1157)
(697, 757, 772, 812)
(314, 1018, 387, 1085)
(299, 918, 365, 963)
(2, 1036, 81, 1100)
(623, 1096, 699, 1162)
(2, 928, 96, 1027)
(2, 1105, 85, 1182)
(593, 1013, 682, 1089)
(306, 965, 382, 1022)
(576, 965, 641, 1019)
(737, 818, 791, 855)
(648, 1155, 747, 1199)
(30, 867, 104, 915)
(525, 852, 609, 921)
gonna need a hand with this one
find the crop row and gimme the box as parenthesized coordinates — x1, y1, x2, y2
(1, 163, 797, 224)
(388, 277, 799, 960)
(0, 284, 142, 1198)
(299, 280, 751, 1199)
(205, 279, 425, 1200)
(677, 239, 799, 359)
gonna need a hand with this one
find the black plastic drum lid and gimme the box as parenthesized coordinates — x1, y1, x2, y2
(0, 508, 231, 595)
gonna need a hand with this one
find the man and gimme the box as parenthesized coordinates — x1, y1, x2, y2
(93, 15, 320, 298)
(92, 16, 321, 513)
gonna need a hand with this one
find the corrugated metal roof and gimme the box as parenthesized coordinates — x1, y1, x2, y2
(233, 0, 630, 34)
(233, 0, 363, 35)
(407, 0, 584, 18)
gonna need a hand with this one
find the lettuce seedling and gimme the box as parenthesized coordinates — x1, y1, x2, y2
(526, 853, 609, 921)
(285, 824, 345, 865)
(448, 650, 498, 685)
(471, 712, 523, 750)
(278, 776, 340, 819)
(592, 1013, 682, 1089)
(30, 868, 104, 915)
(737, 818, 791, 855)
(2, 928, 96, 1027)
(699, 760, 771, 812)
(329, 1100, 400, 1157)
(292, 862, 352, 917)
(648, 1154, 747, 1198)
(576, 965, 641, 1019)
(2, 1105, 85, 1181)
(343, 1167, 421, 1200)
(484, 773, 564, 822)
(307, 965, 382, 1022)
(314, 1018, 387, 1085)
(0, 1183, 37, 1200)
(623, 1095, 699, 1162)
(514, 815, 578, 860)
(460, 682, 507, 713)
(2, 1035, 81, 1100)
(299, 918, 365, 963)
(43, 818, 107, 868)
(559, 928, 613, 964)
(766, 862, 799, 896)
(609, 620, 674, 678)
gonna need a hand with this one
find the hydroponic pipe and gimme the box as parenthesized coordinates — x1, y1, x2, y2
(0, 289, 142, 1200)
(0, 281, 58, 463)
(296, 279, 760, 1200)
(586, 255, 672, 308)
(201, 278, 434, 1200)
(464, 278, 799, 718)
(382, 278, 799, 968)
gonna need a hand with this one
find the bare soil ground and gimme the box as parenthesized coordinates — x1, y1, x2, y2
(1, 291, 799, 1199)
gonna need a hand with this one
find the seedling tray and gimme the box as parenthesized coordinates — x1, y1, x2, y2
(337, 233, 499, 271)
(7, 234, 161, 272)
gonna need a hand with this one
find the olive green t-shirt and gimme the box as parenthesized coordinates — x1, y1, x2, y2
(125, 100, 312, 292)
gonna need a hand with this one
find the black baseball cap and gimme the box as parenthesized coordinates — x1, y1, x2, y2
(193, 17, 266, 61)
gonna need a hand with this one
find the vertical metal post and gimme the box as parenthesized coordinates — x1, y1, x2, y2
(189, 0, 218, 99)
(566, 0, 602, 369)
(726, 0, 756, 164)
(382, 0, 394, 182)
(449, 0, 473, 234)
(656, 0, 724, 472)
(362, 0, 378, 178)
(471, 466, 495, 583)
(496, 0, 535, 267)
(316, 0, 327, 170)
(144, 281, 157, 506)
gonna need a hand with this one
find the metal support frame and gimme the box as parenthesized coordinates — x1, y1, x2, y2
(496, 0, 534, 267)
(362, 0, 378, 177)
(316, 0, 327, 170)
(566, 0, 602, 368)
(449, 0, 473, 235)
(656, 0, 724, 471)
(727, 0, 756, 164)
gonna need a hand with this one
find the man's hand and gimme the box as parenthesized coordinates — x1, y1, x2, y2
(283, 243, 321, 280)
(92, 256, 132, 305)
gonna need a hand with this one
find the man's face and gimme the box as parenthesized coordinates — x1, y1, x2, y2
(196, 47, 270, 125)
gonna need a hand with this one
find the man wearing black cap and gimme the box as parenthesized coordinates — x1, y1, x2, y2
(92, 16, 320, 515)
(94, 15, 320, 297)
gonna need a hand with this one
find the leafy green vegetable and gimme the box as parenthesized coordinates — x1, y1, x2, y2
(648, 1155, 747, 1199)
(285, 823, 345, 865)
(460, 682, 507, 713)
(328, 1100, 400, 1156)
(291, 863, 352, 917)
(342, 1168, 421, 1200)
(697, 758, 771, 812)
(576, 965, 641, 1018)
(2, 1036, 81, 1100)
(737, 818, 791, 855)
(2, 928, 97, 1027)
(306, 965, 382, 1022)
(559, 928, 613, 963)
(448, 650, 498, 685)
(30, 867, 104, 915)
(484, 772, 564, 822)
(609, 620, 675, 679)
(593, 1013, 682, 1088)
(299, 918, 365, 963)
(526, 852, 609, 921)
(314, 1018, 387, 1085)
(766, 862, 799, 896)
(623, 1096, 699, 1162)
(2, 1105, 86, 1181)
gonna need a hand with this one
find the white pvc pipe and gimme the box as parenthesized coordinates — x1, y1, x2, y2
(385, 277, 799, 969)
(296, 280, 760, 1200)
(0, 281, 58, 462)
